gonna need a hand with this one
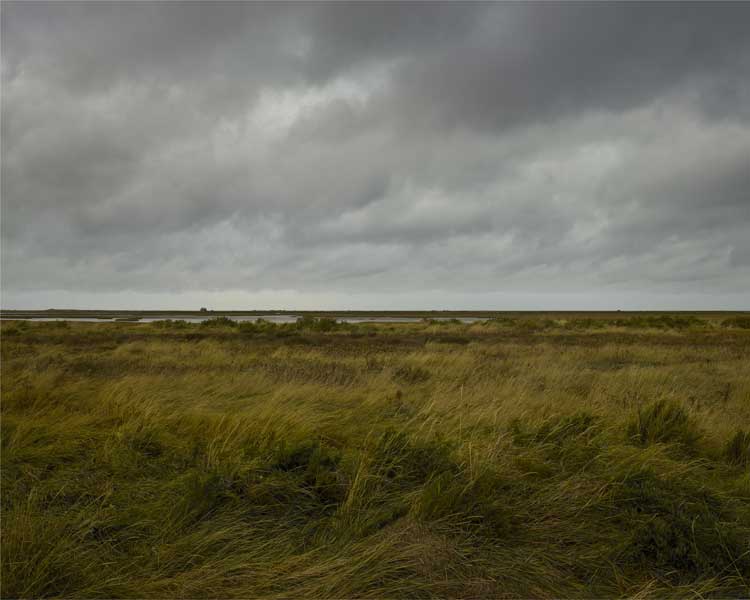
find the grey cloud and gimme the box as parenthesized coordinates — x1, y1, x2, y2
(383, 3, 750, 134)
(2, 1, 749, 309)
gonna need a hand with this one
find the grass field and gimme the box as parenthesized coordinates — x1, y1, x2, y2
(2, 314, 749, 598)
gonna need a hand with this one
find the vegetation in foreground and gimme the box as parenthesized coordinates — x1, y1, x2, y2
(1, 315, 749, 598)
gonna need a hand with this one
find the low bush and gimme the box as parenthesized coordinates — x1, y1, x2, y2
(295, 316, 340, 332)
(199, 316, 238, 328)
(152, 319, 190, 329)
(721, 315, 750, 329)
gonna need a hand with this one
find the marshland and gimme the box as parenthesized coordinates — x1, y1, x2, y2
(2, 313, 749, 598)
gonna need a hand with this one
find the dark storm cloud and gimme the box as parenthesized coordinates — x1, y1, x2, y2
(384, 3, 750, 133)
(2, 1, 749, 309)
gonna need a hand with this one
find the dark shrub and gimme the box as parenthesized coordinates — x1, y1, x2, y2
(295, 316, 339, 332)
(200, 316, 238, 328)
(241, 319, 290, 335)
(238, 321, 259, 335)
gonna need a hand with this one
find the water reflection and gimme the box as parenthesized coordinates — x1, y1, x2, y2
(1, 315, 485, 324)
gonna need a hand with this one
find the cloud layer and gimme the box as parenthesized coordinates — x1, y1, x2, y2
(2, 2, 749, 309)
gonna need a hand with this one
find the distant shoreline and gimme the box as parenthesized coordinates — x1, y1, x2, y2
(2, 308, 747, 321)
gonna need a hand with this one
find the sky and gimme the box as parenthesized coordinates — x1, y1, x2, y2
(2, 1, 749, 311)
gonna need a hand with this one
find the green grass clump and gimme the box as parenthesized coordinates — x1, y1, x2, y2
(511, 411, 599, 446)
(371, 430, 457, 486)
(724, 430, 750, 468)
(615, 469, 750, 583)
(627, 399, 701, 450)
(269, 439, 347, 507)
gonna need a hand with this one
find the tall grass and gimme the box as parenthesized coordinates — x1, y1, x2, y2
(2, 317, 749, 597)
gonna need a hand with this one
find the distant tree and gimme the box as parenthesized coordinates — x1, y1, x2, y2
(200, 307, 208, 312)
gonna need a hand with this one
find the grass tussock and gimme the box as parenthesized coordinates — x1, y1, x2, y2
(2, 316, 750, 598)
(627, 399, 702, 451)
(724, 430, 750, 468)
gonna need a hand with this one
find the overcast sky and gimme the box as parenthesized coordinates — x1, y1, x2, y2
(2, 2, 749, 310)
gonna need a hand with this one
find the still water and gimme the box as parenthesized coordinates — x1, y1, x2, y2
(1, 315, 485, 324)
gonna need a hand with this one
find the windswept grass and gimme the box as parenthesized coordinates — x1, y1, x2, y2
(2, 316, 749, 598)
(626, 399, 702, 451)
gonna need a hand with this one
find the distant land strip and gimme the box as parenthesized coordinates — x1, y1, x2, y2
(2, 309, 748, 320)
